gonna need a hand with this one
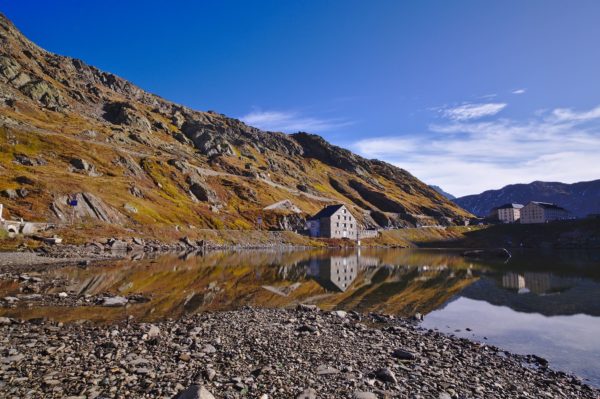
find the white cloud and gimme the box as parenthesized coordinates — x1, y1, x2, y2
(353, 105, 600, 197)
(512, 88, 527, 95)
(439, 103, 507, 121)
(240, 110, 352, 133)
(551, 105, 600, 122)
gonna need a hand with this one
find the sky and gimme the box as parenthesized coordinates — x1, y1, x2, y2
(3, 0, 600, 196)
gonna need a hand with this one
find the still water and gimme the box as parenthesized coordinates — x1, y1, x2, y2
(1, 248, 599, 386)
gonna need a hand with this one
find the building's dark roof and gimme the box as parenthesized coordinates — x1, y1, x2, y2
(529, 201, 568, 211)
(307, 204, 345, 221)
(494, 203, 524, 210)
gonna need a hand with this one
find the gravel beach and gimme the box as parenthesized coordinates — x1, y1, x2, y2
(1, 306, 597, 399)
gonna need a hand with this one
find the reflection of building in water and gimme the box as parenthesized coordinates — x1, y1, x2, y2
(308, 254, 379, 292)
(502, 272, 576, 295)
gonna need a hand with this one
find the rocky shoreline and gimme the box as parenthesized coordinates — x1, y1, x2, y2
(1, 306, 597, 398)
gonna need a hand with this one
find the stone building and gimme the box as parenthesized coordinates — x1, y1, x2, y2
(520, 201, 569, 224)
(306, 204, 357, 239)
(491, 203, 524, 223)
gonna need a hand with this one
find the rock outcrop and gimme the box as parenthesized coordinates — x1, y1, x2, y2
(50, 193, 124, 224)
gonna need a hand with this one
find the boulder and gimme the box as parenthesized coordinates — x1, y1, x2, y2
(374, 368, 397, 384)
(109, 239, 128, 250)
(173, 385, 215, 399)
(101, 296, 128, 307)
(354, 392, 377, 399)
(20, 80, 65, 110)
(296, 388, 317, 399)
(392, 348, 417, 360)
(14, 154, 46, 166)
(103, 102, 151, 131)
(188, 178, 219, 204)
(70, 158, 101, 176)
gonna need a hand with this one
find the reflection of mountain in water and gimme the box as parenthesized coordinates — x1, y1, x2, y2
(461, 273, 600, 316)
(0, 249, 481, 322)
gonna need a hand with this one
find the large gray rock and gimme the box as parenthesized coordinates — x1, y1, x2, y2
(20, 80, 65, 109)
(70, 158, 101, 176)
(181, 120, 235, 157)
(0, 56, 21, 81)
(101, 296, 128, 307)
(173, 385, 215, 399)
(103, 102, 151, 131)
(50, 192, 125, 224)
(188, 178, 219, 204)
(14, 153, 46, 166)
(374, 368, 397, 384)
(354, 392, 378, 399)
(296, 388, 317, 399)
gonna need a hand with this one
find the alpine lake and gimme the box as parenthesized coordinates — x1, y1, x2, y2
(1, 248, 599, 387)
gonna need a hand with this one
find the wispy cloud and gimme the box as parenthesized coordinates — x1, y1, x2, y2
(240, 109, 353, 133)
(353, 105, 600, 196)
(438, 102, 507, 121)
(512, 88, 527, 95)
(551, 105, 600, 122)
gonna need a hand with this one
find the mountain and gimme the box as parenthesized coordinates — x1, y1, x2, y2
(0, 14, 470, 240)
(454, 180, 600, 218)
(429, 185, 455, 200)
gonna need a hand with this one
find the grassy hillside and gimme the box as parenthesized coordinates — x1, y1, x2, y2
(0, 13, 471, 245)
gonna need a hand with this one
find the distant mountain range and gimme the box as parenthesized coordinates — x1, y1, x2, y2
(454, 180, 600, 218)
(429, 185, 455, 200)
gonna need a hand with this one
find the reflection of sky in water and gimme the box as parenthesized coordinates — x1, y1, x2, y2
(423, 297, 600, 387)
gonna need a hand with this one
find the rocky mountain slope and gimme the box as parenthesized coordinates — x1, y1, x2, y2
(0, 13, 470, 240)
(455, 180, 600, 218)
(429, 185, 455, 200)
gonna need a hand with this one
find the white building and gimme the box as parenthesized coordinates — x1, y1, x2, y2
(492, 203, 524, 223)
(520, 201, 569, 224)
(306, 204, 357, 239)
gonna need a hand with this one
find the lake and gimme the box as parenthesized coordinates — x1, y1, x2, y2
(1, 248, 599, 386)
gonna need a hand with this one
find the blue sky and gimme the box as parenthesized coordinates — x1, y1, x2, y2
(3, 1, 600, 196)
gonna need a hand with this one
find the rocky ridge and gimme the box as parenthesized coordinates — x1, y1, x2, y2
(0, 13, 470, 242)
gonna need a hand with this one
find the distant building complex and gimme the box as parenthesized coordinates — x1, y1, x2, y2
(520, 201, 569, 224)
(485, 200, 570, 224)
